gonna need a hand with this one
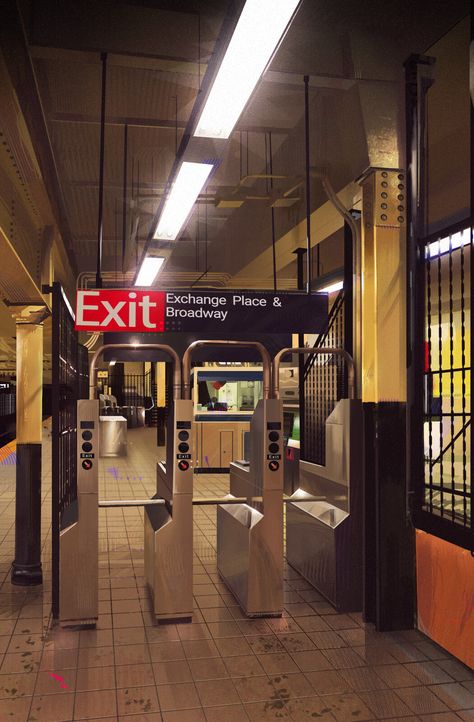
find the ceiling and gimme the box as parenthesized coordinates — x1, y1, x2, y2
(15, 0, 470, 287)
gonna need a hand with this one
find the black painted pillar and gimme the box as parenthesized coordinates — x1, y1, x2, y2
(12, 308, 48, 585)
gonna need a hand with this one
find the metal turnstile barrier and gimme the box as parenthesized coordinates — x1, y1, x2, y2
(183, 340, 283, 617)
(59, 343, 192, 626)
(145, 398, 193, 621)
(273, 348, 363, 613)
(59, 399, 99, 627)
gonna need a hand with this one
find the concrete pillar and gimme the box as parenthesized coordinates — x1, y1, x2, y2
(11, 305, 49, 586)
(359, 168, 415, 630)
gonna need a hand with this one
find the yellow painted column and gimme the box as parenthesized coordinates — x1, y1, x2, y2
(359, 168, 414, 630)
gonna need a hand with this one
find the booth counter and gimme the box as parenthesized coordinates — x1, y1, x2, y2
(191, 367, 262, 472)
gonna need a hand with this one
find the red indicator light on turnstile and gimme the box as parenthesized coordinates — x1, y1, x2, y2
(82, 459, 93, 471)
(269, 460, 279, 471)
(178, 460, 189, 471)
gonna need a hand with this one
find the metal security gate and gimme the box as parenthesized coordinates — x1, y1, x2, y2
(51, 282, 89, 618)
(405, 55, 472, 552)
(303, 290, 346, 463)
(412, 222, 472, 549)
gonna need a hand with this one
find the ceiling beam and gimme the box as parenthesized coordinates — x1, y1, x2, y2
(0, 3, 77, 275)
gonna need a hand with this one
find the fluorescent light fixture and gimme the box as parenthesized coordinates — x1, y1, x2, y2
(426, 227, 471, 259)
(319, 280, 343, 294)
(154, 162, 213, 240)
(194, 0, 300, 139)
(109, 360, 116, 367)
(135, 256, 165, 286)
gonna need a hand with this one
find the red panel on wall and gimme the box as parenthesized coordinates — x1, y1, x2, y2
(416, 530, 474, 669)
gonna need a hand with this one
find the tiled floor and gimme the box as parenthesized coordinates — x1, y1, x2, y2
(0, 427, 473, 722)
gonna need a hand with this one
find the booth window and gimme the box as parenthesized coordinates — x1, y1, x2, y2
(414, 222, 472, 550)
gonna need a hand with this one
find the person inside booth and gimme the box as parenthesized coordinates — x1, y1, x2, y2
(207, 396, 227, 411)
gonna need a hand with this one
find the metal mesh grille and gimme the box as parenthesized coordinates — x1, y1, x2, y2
(303, 291, 346, 464)
(52, 283, 89, 617)
(422, 226, 471, 535)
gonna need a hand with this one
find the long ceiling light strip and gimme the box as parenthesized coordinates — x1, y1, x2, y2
(154, 161, 214, 240)
(135, 256, 165, 286)
(194, 0, 301, 139)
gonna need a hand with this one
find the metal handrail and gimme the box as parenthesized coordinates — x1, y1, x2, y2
(98, 494, 336, 508)
(89, 343, 182, 400)
(304, 290, 344, 379)
(273, 347, 355, 400)
(182, 340, 272, 400)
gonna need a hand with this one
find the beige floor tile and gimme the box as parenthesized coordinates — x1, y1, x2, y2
(340, 666, 389, 692)
(288, 696, 338, 721)
(195, 678, 240, 707)
(246, 635, 285, 655)
(75, 665, 116, 691)
(181, 639, 219, 659)
(233, 675, 275, 703)
(74, 688, 118, 719)
(223, 654, 265, 678)
(77, 645, 115, 668)
(30, 691, 75, 722)
(114, 642, 150, 666)
(149, 641, 186, 662)
(153, 660, 193, 685)
(115, 663, 155, 689)
(157, 681, 201, 711)
(161, 709, 206, 722)
(189, 656, 229, 681)
(114, 627, 147, 646)
(177, 623, 211, 641)
(0, 670, 36, 698)
(318, 692, 375, 721)
(305, 669, 353, 695)
(2, 650, 42, 674)
(203, 703, 250, 721)
(244, 700, 291, 720)
(394, 687, 451, 715)
(79, 629, 114, 648)
(34, 668, 77, 694)
(359, 689, 415, 718)
(0, 695, 33, 722)
(290, 648, 335, 672)
(214, 636, 252, 657)
(116, 685, 160, 715)
(257, 652, 300, 675)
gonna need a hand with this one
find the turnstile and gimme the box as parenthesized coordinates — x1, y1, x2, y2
(144, 398, 194, 621)
(221, 398, 284, 616)
(59, 399, 99, 627)
(59, 342, 192, 627)
(273, 347, 363, 613)
(183, 340, 283, 618)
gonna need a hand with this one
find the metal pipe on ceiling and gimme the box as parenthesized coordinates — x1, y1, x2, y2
(304, 75, 312, 293)
(96, 52, 108, 289)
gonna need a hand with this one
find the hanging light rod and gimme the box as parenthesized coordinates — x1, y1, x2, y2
(153, 161, 214, 241)
(135, 256, 166, 286)
(194, 0, 301, 140)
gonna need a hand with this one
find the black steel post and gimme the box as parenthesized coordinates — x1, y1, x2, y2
(122, 124, 128, 271)
(268, 131, 277, 292)
(304, 75, 312, 293)
(343, 219, 354, 360)
(51, 286, 60, 613)
(404, 55, 434, 522)
(294, 248, 307, 462)
(96, 51, 108, 289)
